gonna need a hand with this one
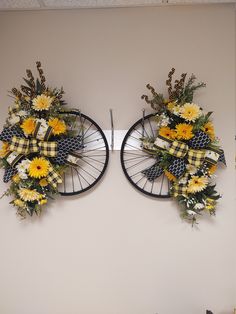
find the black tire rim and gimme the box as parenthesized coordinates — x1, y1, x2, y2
(120, 113, 171, 198)
(59, 111, 109, 196)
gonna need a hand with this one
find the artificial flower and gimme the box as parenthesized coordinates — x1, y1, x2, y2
(142, 140, 155, 151)
(187, 210, 197, 216)
(208, 164, 217, 175)
(186, 164, 198, 175)
(167, 102, 176, 111)
(17, 110, 27, 117)
(20, 117, 36, 135)
(16, 159, 31, 173)
(202, 121, 215, 140)
(48, 118, 66, 135)
(164, 99, 169, 104)
(156, 113, 170, 127)
(164, 170, 176, 181)
(178, 176, 188, 185)
(13, 199, 26, 208)
(32, 94, 53, 111)
(194, 203, 205, 210)
(175, 123, 194, 140)
(8, 114, 20, 125)
(187, 176, 208, 194)
(35, 118, 48, 139)
(205, 198, 217, 212)
(18, 172, 28, 180)
(180, 103, 202, 122)
(28, 157, 49, 179)
(18, 188, 42, 202)
(205, 198, 216, 212)
(159, 126, 176, 140)
(39, 178, 49, 187)
(12, 174, 20, 184)
(172, 105, 181, 116)
(39, 199, 47, 205)
(0, 142, 10, 158)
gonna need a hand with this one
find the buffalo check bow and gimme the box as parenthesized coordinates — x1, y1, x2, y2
(155, 136, 222, 167)
(9, 136, 57, 158)
(142, 134, 225, 181)
(0, 126, 83, 187)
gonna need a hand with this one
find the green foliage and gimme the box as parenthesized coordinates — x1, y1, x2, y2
(193, 112, 212, 131)
(140, 69, 225, 225)
(0, 61, 80, 218)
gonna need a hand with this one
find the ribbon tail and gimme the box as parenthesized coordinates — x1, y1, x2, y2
(3, 166, 18, 183)
(142, 162, 164, 182)
(218, 149, 226, 166)
(47, 165, 62, 188)
(55, 135, 84, 165)
(168, 158, 186, 178)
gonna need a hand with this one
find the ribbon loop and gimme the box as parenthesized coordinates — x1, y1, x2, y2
(188, 149, 205, 167)
(47, 164, 62, 188)
(10, 136, 30, 155)
(168, 140, 188, 158)
(38, 141, 57, 157)
(205, 148, 220, 165)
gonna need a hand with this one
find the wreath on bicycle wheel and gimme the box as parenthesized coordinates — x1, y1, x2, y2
(141, 68, 226, 224)
(0, 62, 84, 218)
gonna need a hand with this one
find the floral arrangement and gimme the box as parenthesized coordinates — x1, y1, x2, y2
(141, 68, 226, 224)
(0, 62, 82, 218)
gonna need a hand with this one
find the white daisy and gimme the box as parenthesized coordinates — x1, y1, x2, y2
(194, 203, 205, 210)
(187, 210, 197, 216)
(18, 171, 28, 180)
(17, 110, 27, 117)
(8, 114, 20, 125)
(16, 159, 31, 174)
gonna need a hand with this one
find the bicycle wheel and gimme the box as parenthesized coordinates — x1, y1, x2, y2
(120, 113, 170, 198)
(59, 111, 109, 196)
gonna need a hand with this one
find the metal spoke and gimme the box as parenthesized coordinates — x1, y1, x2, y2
(59, 112, 109, 196)
(83, 129, 99, 140)
(124, 155, 153, 162)
(125, 156, 153, 170)
(120, 113, 170, 198)
(81, 155, 106, 164)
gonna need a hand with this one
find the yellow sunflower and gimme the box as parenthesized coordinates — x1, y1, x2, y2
(175, 123, 194, 140)
(159, 126, 176, 140)
(39, 178, 49, 187)
(28, 157, 49, 179)
(32, 94, 53, 111)
(187, 176, 208, 194)
(48, 118, 66, 135)
(202, 121, 215, 140)
(180, 103, 201, 122)
(164, 170, 176, 181)
(0, 142, 10, 157)
(18, 188, 42, 202)
(20, 117, 36, 135)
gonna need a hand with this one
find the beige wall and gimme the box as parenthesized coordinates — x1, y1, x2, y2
(0, 5, 235, 314)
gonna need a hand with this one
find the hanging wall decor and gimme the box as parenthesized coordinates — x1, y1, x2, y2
(120, 69, 226, 224)
(0, 62, 109, 218)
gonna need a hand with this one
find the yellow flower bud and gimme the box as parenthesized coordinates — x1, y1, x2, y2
(12, 174, 20, 184)
(40, 199, 47, 205)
